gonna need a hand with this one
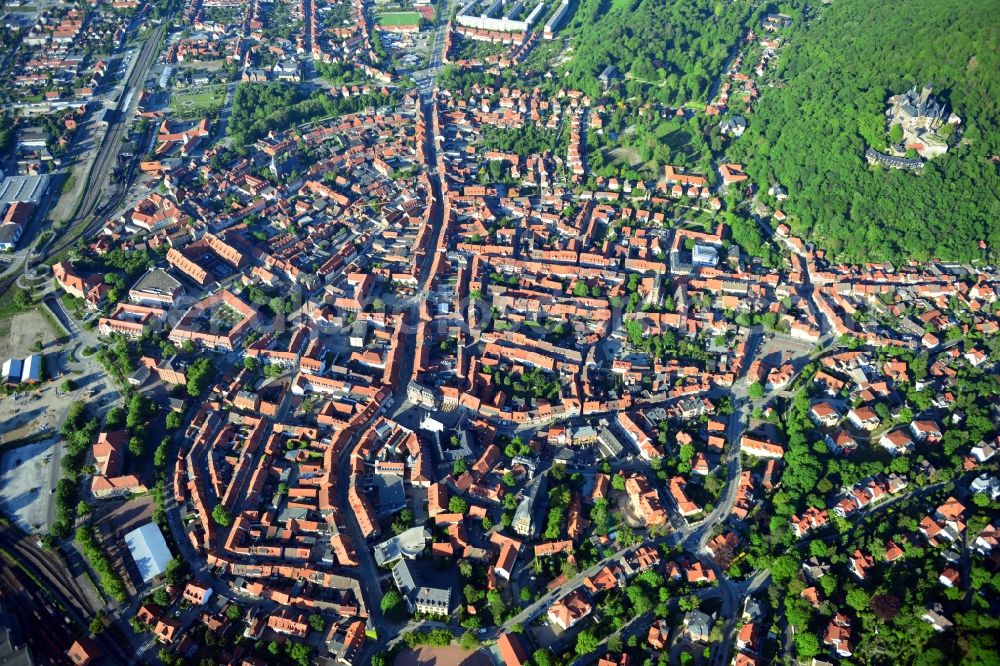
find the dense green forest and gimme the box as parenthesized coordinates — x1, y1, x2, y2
(731, 0, 1000, 263)
(562, 0, 751, 102)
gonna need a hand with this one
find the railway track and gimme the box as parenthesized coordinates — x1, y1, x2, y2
(0, 526, 132, 665)
(38, 24, 166, 264)
(0, 527, 100, 619)
(0, 26, 165, 302)
(0, 563, 77, 663)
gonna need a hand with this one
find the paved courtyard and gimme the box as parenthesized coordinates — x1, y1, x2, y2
(394, 646, 492, 666)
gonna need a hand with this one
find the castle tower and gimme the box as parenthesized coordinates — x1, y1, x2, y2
(918, 82, 933, 111)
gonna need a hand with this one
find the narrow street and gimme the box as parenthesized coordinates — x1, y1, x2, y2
(353, 92, 449, 664)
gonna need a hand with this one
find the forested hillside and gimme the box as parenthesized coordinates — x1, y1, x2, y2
(731, 0, 1000, 263)
(562, 0, 751, 102)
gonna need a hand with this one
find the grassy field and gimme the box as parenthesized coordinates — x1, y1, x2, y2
(0, 285, 53, 357)
(658, 127, 700, 162)
(60, 174, 76, 195)
(171, 87, 226, 118)
(377, 11, 421, 26)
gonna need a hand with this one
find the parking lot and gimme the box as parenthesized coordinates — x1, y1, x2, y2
(0, 369, 71, 445)
(756, 332, 816, 368)
(0, 435, 62, 533)
(0, 326, 122, 532)
(0, 350, 112, 445)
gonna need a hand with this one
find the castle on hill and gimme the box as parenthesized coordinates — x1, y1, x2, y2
(884, 83, 961, 160)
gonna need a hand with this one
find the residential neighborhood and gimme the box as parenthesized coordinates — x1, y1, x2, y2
(0, 1, 997, 666)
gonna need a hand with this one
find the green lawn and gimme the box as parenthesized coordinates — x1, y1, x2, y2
(60, 173, 76, 195)
(171, 87, 226, 118)
(377, 11, 421, 26)
(659, 128, 699, 162)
